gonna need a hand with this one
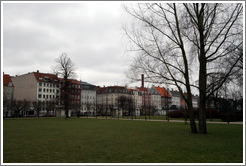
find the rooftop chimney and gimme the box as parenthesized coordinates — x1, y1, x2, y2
(141, 74, 144, 88)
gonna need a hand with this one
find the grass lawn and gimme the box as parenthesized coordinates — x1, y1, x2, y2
(3, 118, 243, 163)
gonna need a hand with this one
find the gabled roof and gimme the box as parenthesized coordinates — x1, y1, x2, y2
(155, 87, 171, 98)
(3, 74, 14, 87)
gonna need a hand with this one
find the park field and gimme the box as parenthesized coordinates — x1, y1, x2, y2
(3, 118, 243, 163)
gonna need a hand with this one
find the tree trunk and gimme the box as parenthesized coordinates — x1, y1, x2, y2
(197, 4, 207, 134)
(186, 93, 198, 134)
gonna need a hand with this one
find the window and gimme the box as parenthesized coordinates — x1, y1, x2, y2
(38, 94, 42, 98)
(43, 95, 45, 98)
(50, 89, 52, 93)
(43, 88, 46, 92)
(39, 88, 42, 92)
(39, 82, 42, 86)
(47, 95, 49, 99)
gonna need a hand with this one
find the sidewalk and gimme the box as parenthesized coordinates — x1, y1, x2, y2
(82, 116, 243, 125)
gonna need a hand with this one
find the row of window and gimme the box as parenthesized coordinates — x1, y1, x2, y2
(38, 94, 59, 99)
(81, 96, 95, 99)
(38, 88, 59, 93)
(39, 82, 59, 88)
(82, 91, 96, 94)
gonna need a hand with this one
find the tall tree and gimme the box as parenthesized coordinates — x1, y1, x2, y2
(124, 3, 243, 134)
(54, 53, 76, 119)
(183, 3, 243, 133)
(124, 3, 198, 133)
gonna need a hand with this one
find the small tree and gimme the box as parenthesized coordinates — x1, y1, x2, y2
(71, 102, 82, 118)
(12, 100, 30, 117)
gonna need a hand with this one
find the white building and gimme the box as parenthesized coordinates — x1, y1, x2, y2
(128, 88, 142, 116)
(80, 81, 97, 115)
(148, 87, 162, 110)
(169, 90, 181, 108)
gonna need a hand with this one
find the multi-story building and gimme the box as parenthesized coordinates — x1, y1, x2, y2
(59, 78, 81, 105)
(127, 88, 142, 116)
(137, 87, 151, 116)
(155, 86, 172, 110)
(11, 71, 61, 116)
(169, 90, 181, 108)
(3, 73, 14, 117)
(97, 86, 130, 116)
(12, 70, 60, 102)
(80, 81, 97, 115)
(148, 87, 161, 110)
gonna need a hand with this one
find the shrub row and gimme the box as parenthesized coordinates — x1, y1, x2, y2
(167, 109, 242, 122)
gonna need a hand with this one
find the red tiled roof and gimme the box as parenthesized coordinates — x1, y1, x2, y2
(3, 74, 14, 87)
(155, 87, 171, 98)
(33, 72, 59, 82)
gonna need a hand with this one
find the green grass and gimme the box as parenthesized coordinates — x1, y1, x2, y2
(3, 118, 243, 163)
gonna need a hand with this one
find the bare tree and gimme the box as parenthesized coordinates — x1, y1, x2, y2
(124, 3, 242, 134)
(71, 102, 82, 118)
(54, 53, 76, 119)
(32, 101, 44, 117)
(12, 100, 30, 117)
(124, 3, 198, 133)
(183, 3, 243, 133)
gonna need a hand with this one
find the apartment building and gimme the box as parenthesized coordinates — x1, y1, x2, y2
(148, 87, 161, 110)
(59, 78, 81, 105)
(155, 86, 172, 110)
(12, 70, 60, 102)
(127, 88, 142, 116)
(169, 90, 181, 108)
(80, 81, 97, 115)
(97, 86, 130, 116)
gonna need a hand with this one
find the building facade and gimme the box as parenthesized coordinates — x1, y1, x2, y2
(155, 86, 172, 110)
(169, 90, 181, 108)
(148, 87, 161, 110)
(80, 81, 97, 115)
(11, 71, 60, 102)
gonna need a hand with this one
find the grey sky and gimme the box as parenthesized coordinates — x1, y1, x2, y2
(3, 2, 133, 87)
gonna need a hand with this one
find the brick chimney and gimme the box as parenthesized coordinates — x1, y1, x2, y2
(141, 74, 144, 88)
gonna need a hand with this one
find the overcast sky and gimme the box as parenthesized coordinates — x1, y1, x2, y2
(2, 2, 136, 87)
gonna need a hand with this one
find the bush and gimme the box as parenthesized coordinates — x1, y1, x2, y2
(168, 110, 185, 118)
(220, 111, 243, 122)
